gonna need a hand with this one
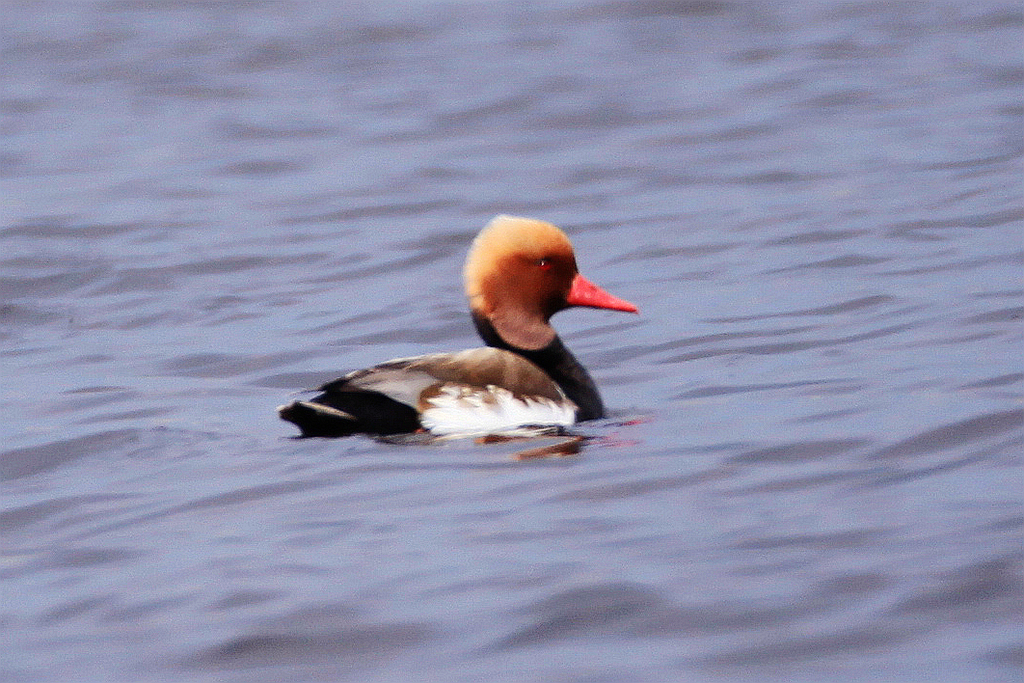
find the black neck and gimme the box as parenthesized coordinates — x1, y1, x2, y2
(472, 313, 605, 420)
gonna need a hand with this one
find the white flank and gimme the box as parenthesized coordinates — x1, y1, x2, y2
(420, 384, 577, 436)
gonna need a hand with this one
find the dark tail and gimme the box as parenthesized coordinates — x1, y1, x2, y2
(277, 400, 364, 437)
(278, 391, 421, 437)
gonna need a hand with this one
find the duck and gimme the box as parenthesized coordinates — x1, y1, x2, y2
(278, 215, 638, 437)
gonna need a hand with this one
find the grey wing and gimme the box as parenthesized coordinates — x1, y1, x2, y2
(325, 347, 567, 409)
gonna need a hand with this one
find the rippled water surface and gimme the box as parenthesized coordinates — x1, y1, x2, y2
(2, 1, 1023, 681)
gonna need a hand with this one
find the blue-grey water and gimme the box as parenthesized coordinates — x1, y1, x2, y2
(2, 1, 1022, 681)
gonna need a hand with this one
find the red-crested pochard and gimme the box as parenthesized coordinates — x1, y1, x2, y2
(278, 215, 638, 437)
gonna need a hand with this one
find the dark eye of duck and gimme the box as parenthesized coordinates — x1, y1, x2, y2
(537, 258, 552, 271)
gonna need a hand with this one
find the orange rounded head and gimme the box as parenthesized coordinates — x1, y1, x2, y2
(464, 215, 637, 349)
